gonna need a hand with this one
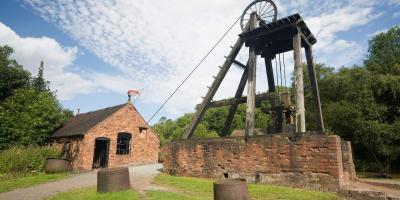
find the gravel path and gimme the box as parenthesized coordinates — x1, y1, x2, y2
(0, 163, 163, 200)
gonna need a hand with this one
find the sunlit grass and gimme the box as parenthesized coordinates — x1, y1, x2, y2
(153, 174, 340, 200)
(147, 190, 210, 200)
(45, 186, 139, 200)
(0, 172, 69, 193)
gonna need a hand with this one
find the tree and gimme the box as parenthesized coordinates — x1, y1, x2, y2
(32, 61, 50, 92)
(0, 88, 72, 149)
(0, 46, 31, 101)
(311, 65, 399, 172)
(303, 26, 400, 172)
(0, 46, 73, 150)
(365, 26, 400, 75)
(193, 124, 219, 139)
(366, 27, 400, 123)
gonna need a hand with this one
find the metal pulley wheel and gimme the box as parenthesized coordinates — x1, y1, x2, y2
(240, 0, 278, 31)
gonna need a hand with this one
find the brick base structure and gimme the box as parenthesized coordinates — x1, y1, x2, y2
(162, 132, 356, 191)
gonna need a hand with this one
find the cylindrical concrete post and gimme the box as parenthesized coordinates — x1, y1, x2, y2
(214, 179, 249, 200)
(97, 167, 131, 193)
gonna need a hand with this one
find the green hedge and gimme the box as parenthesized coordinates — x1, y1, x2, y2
(0, 146, 60, 175)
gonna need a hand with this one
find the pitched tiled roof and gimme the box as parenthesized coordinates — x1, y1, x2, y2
(51, 103, 127, 138)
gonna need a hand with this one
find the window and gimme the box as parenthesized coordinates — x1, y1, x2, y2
(116, 133, 131, 155)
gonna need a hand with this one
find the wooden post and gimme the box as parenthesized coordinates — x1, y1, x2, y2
(245, 12, 258, 138)
(293, 31, 305, 132)
(305, 46, 325, 132)
(222, 62, 248, 136)
(264, 58, 276, 92)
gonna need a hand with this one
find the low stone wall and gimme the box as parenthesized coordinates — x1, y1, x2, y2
(162, 133, 356, 191)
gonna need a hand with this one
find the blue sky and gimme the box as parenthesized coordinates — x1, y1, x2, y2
(0, 0, 399, 124)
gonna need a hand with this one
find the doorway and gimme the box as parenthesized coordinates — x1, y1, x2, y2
(92, 137, 110, 169)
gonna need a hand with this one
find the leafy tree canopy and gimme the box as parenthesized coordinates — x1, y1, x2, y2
(0, 46, 31, 101)
(0, 45, 72, 150)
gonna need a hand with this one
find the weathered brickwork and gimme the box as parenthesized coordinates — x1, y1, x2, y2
(162, 133, 356, 191)
(51, 104, 159, 170)
(49, 137, 84, 169)
(341, 140, 356, 184)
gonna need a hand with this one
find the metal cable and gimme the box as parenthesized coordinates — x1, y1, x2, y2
(278, 53, 283, 88)
(274, 57, 279, 96)
(283, 52, 287, 89)
(146, 15, 242, 125)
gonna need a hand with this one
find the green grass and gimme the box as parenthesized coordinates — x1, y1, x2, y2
(153, 174, 340, 200)
(154, 174, 213, 195)
(0, 172, 69, 193)
(45, 186, 139, 200)
(248, 184, 339, 200)
(147, 190, 210, 200)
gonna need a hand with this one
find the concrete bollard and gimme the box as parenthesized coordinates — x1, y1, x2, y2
(97, 167, 131, 193)
(214, 179, 249, 200)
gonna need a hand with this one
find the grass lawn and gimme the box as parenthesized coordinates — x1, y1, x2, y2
(0, 172, 69, 193)
(21, 173, 340, 200)
(152, 174, 340, 200)
(45, 186, 139, 200)
(147, 190, 209, 200)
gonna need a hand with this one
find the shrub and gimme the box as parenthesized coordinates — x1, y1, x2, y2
(0, 146, 60, 175)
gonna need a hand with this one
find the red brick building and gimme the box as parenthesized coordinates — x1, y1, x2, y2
(50, 102, 159, 170)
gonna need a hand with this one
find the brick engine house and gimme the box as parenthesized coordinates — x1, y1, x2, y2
(49, 101, 159, 170)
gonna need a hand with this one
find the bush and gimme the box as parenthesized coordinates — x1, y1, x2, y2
(0, 146, 60, 175)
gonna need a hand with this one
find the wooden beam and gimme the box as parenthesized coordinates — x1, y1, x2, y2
(245, 12, 258, 139)
(241, 22, 298, 42)
(305, 45, 325, 132)
(196, 93, 274, 109)
(181, 20, 252, 139)
(299, 32, 312, 49)
(232, 60, 246, 70)
(293, 31, 306, 132)
(221, 62, 249, 136)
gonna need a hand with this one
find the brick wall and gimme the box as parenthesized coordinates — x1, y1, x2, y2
(51, 104, 159, 171)
(80, 104, 159, 170)
(341, 140, 356, 184)
(49, 137, 84, 170)
(162, 133, 356, 191)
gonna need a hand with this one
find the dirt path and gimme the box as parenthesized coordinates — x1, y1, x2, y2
(340, 180, 400, 200)
(0, 163, 163, 200)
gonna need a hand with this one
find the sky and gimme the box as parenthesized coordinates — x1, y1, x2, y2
(0, 0, 399, 124)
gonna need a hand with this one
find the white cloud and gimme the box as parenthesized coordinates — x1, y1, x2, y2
(22, 0, 385, 118)
(305, 2, 378, 67)
(367, 28, 389, 37)
(0, 22, 136, 100)
(0, 21, 97, 99)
